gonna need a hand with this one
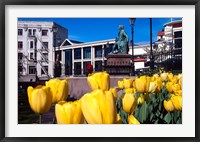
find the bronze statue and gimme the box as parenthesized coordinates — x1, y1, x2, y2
(110, 25, 129, 54)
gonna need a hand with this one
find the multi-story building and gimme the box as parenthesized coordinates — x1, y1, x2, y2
(55, 39, 150, 77)
(18, 21, 68, 82)
(154, 20, 182, 70)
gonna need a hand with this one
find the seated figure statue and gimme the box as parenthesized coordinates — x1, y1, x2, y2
(110, 25, 129, 54)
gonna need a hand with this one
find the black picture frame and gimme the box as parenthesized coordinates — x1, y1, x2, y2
(0, 0, 199, 142)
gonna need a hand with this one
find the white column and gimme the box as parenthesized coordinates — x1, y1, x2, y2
(102, 45, 105, 67)
(52, 48, 55, 77)
(61, 50, 65, 76)
(72, 49, 74, 76)
(91, 46, 95, 70)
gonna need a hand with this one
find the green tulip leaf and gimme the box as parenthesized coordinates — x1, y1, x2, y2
(138, 101, 148, 123)
(173, 110, 178, 122)
(164, 112, 172, 124)
(136, 92, 140, 99)
(154, 119, 159, 124)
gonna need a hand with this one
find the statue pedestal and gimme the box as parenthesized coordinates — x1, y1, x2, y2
(104, 54, 132, 75)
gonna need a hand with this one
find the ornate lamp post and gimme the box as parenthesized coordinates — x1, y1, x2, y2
(129, 18, 136, 76)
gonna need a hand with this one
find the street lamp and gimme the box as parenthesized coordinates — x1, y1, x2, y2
(129, 18, 136, 76)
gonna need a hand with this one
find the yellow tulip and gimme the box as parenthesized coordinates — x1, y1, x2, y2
(128, 115, 140, 124)
(171, 96, 182, 111)
(81, 89, 117, 124)
(145, 77, 151, 92)
(160, 72, 168, 81)
(178, 73, 182, 80)
(172, 83, 181, 93)
(178, 77, 182, 90)
(45, 78, 68, 103)
(110, 87, 118, 101)
(125, 88, 136, 94)
(116, 114, 122, 124)
(153, 74, 159, 80)
(123, 78, 133, 89)
(175, 90, 182, 96)
(135, 76, 147, 93)
(167, 73, 174, 82)
(118, 80, 124, 89)
(137, 94, 144, 105)
(166, 82, 173, 93)
(27, 85, 52, 114)
(55, 100, 84, 124)
(87, 71, 110, 91)
(148, 81, 158, 93)
(156, 77, 163, 92)
(171, 75, 178, 84)
(122, 92, 136, 114)
(163, 100, 174, 112)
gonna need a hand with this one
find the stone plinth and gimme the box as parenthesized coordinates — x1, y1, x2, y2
(104, 54, 132, 75)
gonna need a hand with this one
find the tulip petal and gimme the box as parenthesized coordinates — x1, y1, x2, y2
(98, 90, 117, 124)
(81, 92, 103, 124)
(55, 102, 68, 124)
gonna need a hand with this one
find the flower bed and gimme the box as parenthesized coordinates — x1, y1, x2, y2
(26, 71, 182, 124)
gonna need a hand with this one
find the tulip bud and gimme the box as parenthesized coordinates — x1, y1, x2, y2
(160, 73, 168, 81)
(128, 115, 140, 124)
(167, 73, 174, 82)
(125, 88, 136, 94)
(27, 85, 52, 114)
(55, 100, 84, 124)
(118, 80, 124, 89)
(87, 72, 110, 91)
(171, 96, 182, 111)
(166, 82, 173, 93)
(148, 81, 158, 93)
(172, 83, 181, 93)
(122, 92, 136, 114)
(116, 114, 122, 124)
(81, 89, 117, 124)
(137, 94, 144, 105)
(135, 76, 146, 93)
(163, 100, 174, 112)
(45, 78, 68, 103)
(123, 78, 133, 89)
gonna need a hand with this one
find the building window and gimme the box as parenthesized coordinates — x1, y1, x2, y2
(30, 53, 34, 60)
(18, 53, 23, 60)
(95, 46, 102, 58)
(41, 66, 48, 75)
(175, 39, 182, 49)
(18, 41, 23, 49)
(29, 66, 36, 74)
(174, 31, 182, 38)
(33, 29, 36, 36)
(105, 44, 113, 57)
(18, 29, 23, 36)
(30, 41, 34, 49)
(83, 61, 91, 74)
(28, 29, 32, 36)
(74, 62, 81, 75)
(42, 53, 48, 61)
(65, 49, 72, 75)
(74, 48, 81, 59)
(83, 47, 91, 59)
(95, 61, 102, 72)
(42, 30, 48, 36)
(43, 42, 48, 49)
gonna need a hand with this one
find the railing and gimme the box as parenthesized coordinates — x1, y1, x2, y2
(151, 48, 182, 71)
